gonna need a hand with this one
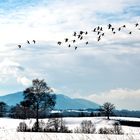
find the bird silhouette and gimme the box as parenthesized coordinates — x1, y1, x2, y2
(118, 27, 121, 31)
(97, 36, 101, 41)
(102, 33, 105, 36)
(122, 25, 126, 28)
(97, 31, 100, 35)
(96, 26, 99, 30)
(68, 44, 71, 47)
(73, 40, 76, 43)
(80, 36, 83, 40)
(75, 46, 77, 50)
(57, 41, 62, 45)
(85, 31, 88, 35)
(27, 40, 30, 44)
(92, 28, 96, 32)
(111, 28, 115, 31)
(65, 38, 68, 42)
(33, 40, 36, 44)
(100, 27, 103, 31)
(80, 31, 84, 35)
(77, 35, 81, 39)
(129, 31, 132, 34)
(86, 41, 88, 45)
(108, 24, 112, 29)
(18, 45, 21, 48)
(135, 23, 139, 27)
(73, 32, 77, 36)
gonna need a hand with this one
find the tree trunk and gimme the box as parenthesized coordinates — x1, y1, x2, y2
(36, 103, 39, 132)
(107, 113, 110, 120)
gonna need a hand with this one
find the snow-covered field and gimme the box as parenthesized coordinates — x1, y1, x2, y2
(0, 117, 140, 140)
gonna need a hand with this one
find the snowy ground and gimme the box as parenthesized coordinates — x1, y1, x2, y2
(0, 117, 140, 140)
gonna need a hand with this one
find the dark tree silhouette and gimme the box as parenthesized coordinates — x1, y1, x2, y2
(101, 102, 115, 119)
(0, 102, 7, 117)
(23, 79, 56, 131)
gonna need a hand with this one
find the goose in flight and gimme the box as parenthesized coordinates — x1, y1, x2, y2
(80, 36, 83, 40)
(102, 33, 105, 36)
(100, 27, 103, 31)
(33, 40, 36, 44)
(97, 36, 101, 41)
(108, 24, 112, 29)
(27, 40, 30, 44)
(73, 32, 77, 36)
(75, 46, 77, 50)
(18, 45, 21, 48)
(77, 34, 81, 39)
(111, 28, 115, 31)
(118, 27, 121, 31)
(80, 31, 84, 35)
(73, 40, 76, 43)
(122, 25, 126, 28)
(135, 23, 139, 27)
(65, 38, 68, 42)
(92, 28, 96, 32)
(57, 41, 62, 45)
(85, 31, 88, 35)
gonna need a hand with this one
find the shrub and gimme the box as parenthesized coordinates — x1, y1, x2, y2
(98, 123, 124, 134)
(17, 122, 28, 132)
(113, 122, 124, 134)
(45, 118, 71, 133)
(98, 127, 114, 134)
(74, 120, 96, 134)
(32, 120, 46, 132)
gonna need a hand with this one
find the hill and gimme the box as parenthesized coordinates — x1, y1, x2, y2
(0, 92, 99, 110)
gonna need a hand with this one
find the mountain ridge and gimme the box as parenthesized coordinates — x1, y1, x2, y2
(0, 92, 99, 110)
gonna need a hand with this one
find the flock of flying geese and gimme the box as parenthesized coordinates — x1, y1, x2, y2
(57, 23, 140, 50)
(17, 23, 139, 50)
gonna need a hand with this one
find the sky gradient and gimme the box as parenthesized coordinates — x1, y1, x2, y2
(0, 0, 140, 110)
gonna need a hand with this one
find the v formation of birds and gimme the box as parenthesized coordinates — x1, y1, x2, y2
(17, 23, 139, 50)
(57, 23, 140, 50)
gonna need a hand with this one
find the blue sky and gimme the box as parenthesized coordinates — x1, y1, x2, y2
(0, 0, 140, 110)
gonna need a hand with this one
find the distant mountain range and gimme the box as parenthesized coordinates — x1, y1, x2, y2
(0, 92, 99, 110)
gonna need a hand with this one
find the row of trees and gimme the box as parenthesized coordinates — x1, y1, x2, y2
(17, 119, 123, 134)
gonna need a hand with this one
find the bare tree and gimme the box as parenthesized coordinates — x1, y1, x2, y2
(46, 118, 70, 132)
(23, 79, 56, 131)
(101, 102, 115, 119)
(74, 120, 95, 134)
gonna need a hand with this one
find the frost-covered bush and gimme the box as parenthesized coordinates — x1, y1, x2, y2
(17, 122, 29, 132)
(32, 120, 46, 132)
(98, 127, 114, 134)
(74, 120, 96, 134)
(113, 122, 124, 134)
(45, 118, 71, 133)
(98, 123, 124, 134)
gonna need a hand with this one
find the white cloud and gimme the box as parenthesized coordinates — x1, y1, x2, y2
(0, 58, 24, 76)
(17, 76, 31, 86)
(87, 88, 140, 110)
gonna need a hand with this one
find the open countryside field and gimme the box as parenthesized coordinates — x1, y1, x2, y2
(0, 117, 140, 140)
